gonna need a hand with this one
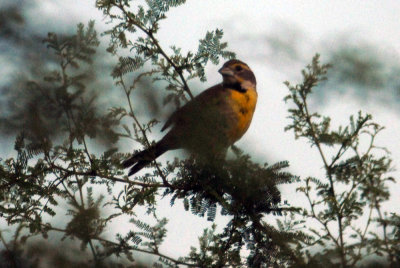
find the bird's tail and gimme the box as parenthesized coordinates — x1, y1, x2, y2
(122, 142, 168, 176)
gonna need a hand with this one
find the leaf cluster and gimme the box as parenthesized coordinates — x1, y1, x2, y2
(157, 148, 304, 267)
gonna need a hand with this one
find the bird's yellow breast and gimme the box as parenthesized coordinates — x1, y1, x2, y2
(228, 88, 258, 142)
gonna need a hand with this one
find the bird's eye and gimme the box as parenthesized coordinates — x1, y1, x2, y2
(235, 65, 243, 72)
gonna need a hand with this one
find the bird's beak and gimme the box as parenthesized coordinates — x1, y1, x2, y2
(218, 67, 234, 77)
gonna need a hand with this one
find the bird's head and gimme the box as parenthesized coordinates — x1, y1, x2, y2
(218, 59, 256, 92)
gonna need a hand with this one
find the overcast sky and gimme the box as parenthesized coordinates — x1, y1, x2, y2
(1, 0, 400, 263)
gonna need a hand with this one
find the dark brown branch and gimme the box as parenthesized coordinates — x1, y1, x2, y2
(50, 163, 165, 188)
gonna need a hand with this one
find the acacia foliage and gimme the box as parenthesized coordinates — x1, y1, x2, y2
(282, 55, 399, 267)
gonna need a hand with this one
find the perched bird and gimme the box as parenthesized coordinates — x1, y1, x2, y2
(123, 59, 257, 175)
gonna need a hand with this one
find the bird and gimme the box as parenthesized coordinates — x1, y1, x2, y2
(123, 59, 257, 176)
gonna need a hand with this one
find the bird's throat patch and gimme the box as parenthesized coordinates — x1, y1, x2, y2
(229, 88, 258, 142)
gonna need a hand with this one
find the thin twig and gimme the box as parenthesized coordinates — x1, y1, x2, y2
(300, 92, 346, 266)
(97, 236, 198, 266)
(119, 75, 172, 187)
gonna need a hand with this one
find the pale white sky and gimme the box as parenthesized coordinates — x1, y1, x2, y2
(2, 0, 400, 264)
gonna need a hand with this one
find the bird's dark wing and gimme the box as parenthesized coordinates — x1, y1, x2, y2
(161, 84, 228, 131)
(159, 84, 239, 154)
